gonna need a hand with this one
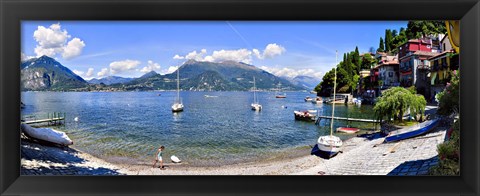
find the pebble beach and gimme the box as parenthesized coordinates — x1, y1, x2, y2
(21, 124, 446, 176)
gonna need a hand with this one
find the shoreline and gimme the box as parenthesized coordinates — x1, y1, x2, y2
(21, 124, 447, 175)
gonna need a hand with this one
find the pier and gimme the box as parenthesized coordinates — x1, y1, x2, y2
(315, 115, 380, 125)
(22, 112, 66, 126)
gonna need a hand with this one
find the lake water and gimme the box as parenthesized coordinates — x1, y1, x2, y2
(21, 91, 376, 166)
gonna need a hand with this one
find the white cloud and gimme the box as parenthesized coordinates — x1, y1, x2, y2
(140, 60, 161, 73)
(173, 54, 185, 60)
(172, 43, 286, 64)
(73, 67, 95, 79)
(109, 59, 141, 74)
(85, 68, 94, 78)
(262, 43, 286, 59)
(21, 53, 35, 61)
(260, 66, 323, 79)
(205, 49, 252, 63)
(62, 38, 85, 60)
(32, 23, 85, 60)
(160, 66, 179, 75)
(73, 69, 84, 76)
(97, 68, 109, 77)
(185, 49, 208, 61)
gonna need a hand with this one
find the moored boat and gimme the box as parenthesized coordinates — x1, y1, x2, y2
(316, 50, 343, 158)
(384, 119, 440, 143)
(304, 96, 313, 102)
(251, 77, 262, 111)
(172, 68, 184, 112)
(21, 123, 73, 146)
(336, 127, 360, 134)
(294, 110, 317, 121)
(311, 97, 323, 104)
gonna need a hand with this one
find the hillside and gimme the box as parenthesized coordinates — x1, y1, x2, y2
(21, 55, 87, 91)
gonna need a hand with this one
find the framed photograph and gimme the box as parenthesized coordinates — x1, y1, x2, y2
(1, 0, 479, 195)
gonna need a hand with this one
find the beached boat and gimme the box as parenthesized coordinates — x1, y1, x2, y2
(336, 127, 360, 134)
(384, 119, 440, 143)
(317, 50, 343, 158)
(21, 123, 73, 146)
(251, 77, 262, 111)
(294, 110, 317, 121)
(172, 68, 184, 112)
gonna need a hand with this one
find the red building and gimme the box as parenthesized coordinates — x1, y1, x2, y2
(398, 38, 439, 98)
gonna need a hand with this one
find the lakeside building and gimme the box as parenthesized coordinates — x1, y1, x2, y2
(428, 35, 460, 102)
(398, 38, 439, 98)
(376, 55, 399, 89)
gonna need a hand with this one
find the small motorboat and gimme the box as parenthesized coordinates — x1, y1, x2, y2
(251, 103, 262, 111)
(294, 110, 317, 121)
(276, 94, 287, 98)
(336, 127, 360, 134)
(304, 96, 313, 102)
(384, 119, 440, 143)
(311, 97, 323, 104)
(21, 124, 73, 146)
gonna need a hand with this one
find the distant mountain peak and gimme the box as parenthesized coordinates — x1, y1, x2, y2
(139, 70, 158, 79)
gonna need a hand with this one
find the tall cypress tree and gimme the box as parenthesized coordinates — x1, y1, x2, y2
(378, 37, 385, 52)
(353, 46, 361, 73)
(385, 29, 393, 52)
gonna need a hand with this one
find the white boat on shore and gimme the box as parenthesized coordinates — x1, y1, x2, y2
(21, 123, 73, 146)
(317, 50, 343, 158)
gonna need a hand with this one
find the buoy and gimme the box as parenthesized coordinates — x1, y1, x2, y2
(74, 117, 79, 122)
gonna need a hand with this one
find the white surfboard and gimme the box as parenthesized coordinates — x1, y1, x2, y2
(21, 124, 73, 146)
(170, 155, 181, 163)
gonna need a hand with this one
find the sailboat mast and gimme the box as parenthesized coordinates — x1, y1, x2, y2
(253, 77, 256, 103)
(330, 50, 338, 136)
(177, 68, 180, 102)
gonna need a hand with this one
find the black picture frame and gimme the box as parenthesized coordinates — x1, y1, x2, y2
(1, 0, 479, 195)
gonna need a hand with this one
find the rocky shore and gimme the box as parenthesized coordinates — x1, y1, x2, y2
(21, 124, 447, 175)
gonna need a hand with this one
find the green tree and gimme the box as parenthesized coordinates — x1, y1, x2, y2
(436, 70, 459, 115)
(406, 21, 447, 39)
(377, 37, 385, 52)
(374, 87, 427, 122)
(360, 53, 376, 70)
(385, 29, 393, 52)
(353, 46, 361, 73)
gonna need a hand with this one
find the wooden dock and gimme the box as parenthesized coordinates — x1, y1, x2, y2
(315, 116, 380, 125)
(22, 112, 66, 126)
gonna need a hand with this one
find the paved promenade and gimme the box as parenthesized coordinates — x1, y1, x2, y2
(293, 125, 446, 175)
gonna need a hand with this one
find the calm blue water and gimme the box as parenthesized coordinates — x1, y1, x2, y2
(21, 91, 376, 166)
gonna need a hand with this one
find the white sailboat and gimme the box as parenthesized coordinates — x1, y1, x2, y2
(251, 77, 262, 111)
(317, 50, 343, 158)
(172, 68, 184, 112)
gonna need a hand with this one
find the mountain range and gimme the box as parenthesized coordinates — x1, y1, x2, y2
(113, 60, 303, 91)
(88, 76, 133, 85)
(21, 56, 309, 91)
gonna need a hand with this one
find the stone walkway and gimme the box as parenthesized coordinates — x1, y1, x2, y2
(293, 125, 446, 175)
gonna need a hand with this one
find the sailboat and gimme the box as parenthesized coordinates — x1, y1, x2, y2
(317, 50, 343, 158)
(172, 68, 184, 112)
(275, 83, 286, 98)
(251, 77, 262, 111)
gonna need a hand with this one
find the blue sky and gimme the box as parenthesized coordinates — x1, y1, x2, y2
(21, 21, 408, 80)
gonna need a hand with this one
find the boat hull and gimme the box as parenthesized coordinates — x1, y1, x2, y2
(384, 119, 440, 143)
(21, 124, 73, 146)
(172, 103, 184, 112)
(317, 135, 343, 158)
(336, 127, 360, 134)
(316, 143, 342, 158)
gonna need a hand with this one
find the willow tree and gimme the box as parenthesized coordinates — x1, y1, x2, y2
(374, 87, 426, 122)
